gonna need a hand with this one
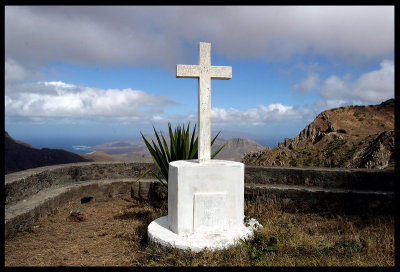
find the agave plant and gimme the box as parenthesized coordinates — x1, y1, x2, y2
(138, 122, 225, 187)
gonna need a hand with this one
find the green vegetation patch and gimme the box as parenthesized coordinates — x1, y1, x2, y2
(297, 148, 311, 157)
(337, 146, 358, 167)
(353, 105, 365, 118)
(324, 137, 347, 159)
(303, 157, 313, 167)
(312, 157, 324, 168)
(275, 151, 288, 165)
(289, 158, 297, 167)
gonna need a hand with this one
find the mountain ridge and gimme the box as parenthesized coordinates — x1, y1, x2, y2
(5, 131, 93, 174)
(92, 137, 265, 162)
(242, 99, 395, 169)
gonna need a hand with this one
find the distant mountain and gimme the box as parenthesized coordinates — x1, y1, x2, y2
(92, 138, 153, 162)
(93, 135, 265, 162)
(242, 99, 395, 169)
(212, 138, 265, 161)
(5, 131, 93, 174)
(93, 139, 149, 155)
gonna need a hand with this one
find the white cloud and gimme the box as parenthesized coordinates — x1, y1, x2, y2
(5, 6, 394, 69)
(5, 81, 174, 121)
(210, 103, 301, 126)
(291, 72, 320, 93)
(318, 60, 394, 108)
(352, 60, 394, 102)
(152, 115, 164, 121)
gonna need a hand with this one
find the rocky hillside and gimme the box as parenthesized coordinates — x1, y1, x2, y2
(5, 131, 93, 174)
(242, 99, 395, 169)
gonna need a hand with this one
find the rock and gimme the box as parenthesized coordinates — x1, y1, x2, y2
(149, 181, 168, 200)
(131, 180, 154, 200)
(359, 130, 395, 169)
(66, 208, 86, 222)
(131, 180, 167, 200)
(81, 196, 93, 204)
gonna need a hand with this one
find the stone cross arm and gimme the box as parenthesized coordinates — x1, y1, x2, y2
(176, 42, 232, 163)
(177, 65, 232, 80)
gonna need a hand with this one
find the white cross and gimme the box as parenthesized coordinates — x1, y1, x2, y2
(177, 42, 232, 163)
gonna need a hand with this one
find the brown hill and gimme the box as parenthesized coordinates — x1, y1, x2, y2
(212, 138, 265, 161)
(80, 151, 119, 162)
(110, 152, 152, 162)
(5, 131, 93, 174)
(92, 138, 155, 162)
(242, 99, 395, 169)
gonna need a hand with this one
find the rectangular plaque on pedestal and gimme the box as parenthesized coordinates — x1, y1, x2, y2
(193, 192, 227, 233)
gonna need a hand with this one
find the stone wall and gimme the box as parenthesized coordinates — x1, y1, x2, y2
(5, 162, 394, 208)
(5, 162, 159, 206)
(244, 165, 394, 215)
(244, 165, 394, 191)
(4, 162, 395, 239)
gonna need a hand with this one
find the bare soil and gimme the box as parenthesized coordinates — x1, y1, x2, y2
(5, 194, 394, 267)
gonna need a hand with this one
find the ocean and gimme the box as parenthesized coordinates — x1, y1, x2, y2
(16, 136, 124, 154)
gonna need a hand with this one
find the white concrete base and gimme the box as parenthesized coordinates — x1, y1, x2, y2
(168, 160, 245, 235)
(148, 216, 262, 252)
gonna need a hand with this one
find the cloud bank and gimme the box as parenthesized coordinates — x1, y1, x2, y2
(211, 104, 302, 126)
(316, 60, 394, 108)
(5, 6, 394, 70)
(291, 72, 320, 93)
(4, 6, 394, 130)
(5, 80, 306, 128)
(5, 81, 174, 122)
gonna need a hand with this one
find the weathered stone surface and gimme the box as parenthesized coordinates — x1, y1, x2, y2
(130, 179, 162, 200)
(177, 42, 232, 163)
(167, 160, 244, 235)
(5, 162, 158, 206)
(244, 165, 394, 191)
(244, 183, 394, 214)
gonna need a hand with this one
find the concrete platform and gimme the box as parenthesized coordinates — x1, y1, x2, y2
(147, 216, 261, 252)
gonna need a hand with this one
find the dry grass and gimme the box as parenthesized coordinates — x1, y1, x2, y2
(5, 194, 394, 267)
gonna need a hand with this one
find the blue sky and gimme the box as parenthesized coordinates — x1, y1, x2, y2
(5, 6, 395, 149)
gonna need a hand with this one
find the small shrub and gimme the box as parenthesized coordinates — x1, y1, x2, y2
(240, 231, 279, 265)
(139, 122, 225, 187)
(338, 146, 358, 167)
(324, 138, 347, 159)
(303, 157, 313, 167)
(289, 158, 297, 167)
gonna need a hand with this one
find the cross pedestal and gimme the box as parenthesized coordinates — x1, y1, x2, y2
(148, 159, 261, 252)
(147, 43, 261, 252)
